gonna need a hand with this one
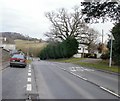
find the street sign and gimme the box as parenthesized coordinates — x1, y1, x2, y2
(108, 33, 115, 40)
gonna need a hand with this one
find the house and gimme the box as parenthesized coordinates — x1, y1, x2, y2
(0, 36, 16, 51)
(74, 44, 88, 58)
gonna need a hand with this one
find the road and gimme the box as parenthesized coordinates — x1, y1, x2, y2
(51, 62, 119, 94)
(1, 60, 119, 100)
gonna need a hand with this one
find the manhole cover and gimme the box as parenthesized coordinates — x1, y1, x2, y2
(27, 93, 39, 100)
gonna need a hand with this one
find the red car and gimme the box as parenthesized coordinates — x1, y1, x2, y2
(10, 54, 27, 68)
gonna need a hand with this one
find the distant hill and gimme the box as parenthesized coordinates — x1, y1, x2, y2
(0, 32, 42, 42)
(15, 39, 47, 57)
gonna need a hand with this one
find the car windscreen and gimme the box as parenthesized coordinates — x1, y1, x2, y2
(12, 54, 25, 59)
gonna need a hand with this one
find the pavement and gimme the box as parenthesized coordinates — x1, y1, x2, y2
(1, 60, 119, 100)
(0, 61, 9, 71)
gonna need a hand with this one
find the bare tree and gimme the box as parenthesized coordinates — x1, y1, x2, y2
(77, 26, 99, 52)
(45, 7, 86, 41)
(45, 7, 99, 51)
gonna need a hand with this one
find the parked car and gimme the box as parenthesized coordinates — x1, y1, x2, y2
(10, 54, 27, 68)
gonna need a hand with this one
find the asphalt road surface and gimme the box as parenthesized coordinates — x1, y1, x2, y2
(51, 62, 119, 94)
(1, 60, 119, 100)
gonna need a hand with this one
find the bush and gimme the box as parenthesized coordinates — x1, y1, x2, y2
(84, 53, 97, 58)
(39, 37, 79, 60)
(100, 53, 109, 60)
(107, 22, 120, 65)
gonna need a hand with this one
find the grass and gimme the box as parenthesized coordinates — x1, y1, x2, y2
(50, 58, 120, 73)
(15, 39, 47, 57)
(50, 57, 84, 63)
(76, 61, 119, 73)
(26, 59, 32, 64)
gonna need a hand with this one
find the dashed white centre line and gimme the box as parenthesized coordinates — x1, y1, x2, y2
(28, 70, 31, 73)
(26, 84, 32, 91)
(27, 77, 32, 82)
(28, 73, 31, 76)
(29, 65, 31, 68)
(26, 65, 33, 93)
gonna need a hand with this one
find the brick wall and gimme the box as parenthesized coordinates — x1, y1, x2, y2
(0, 47, 10, 70)
(1, 47, 10, 62)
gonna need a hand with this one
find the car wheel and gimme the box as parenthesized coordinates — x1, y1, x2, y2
(23, 66, 26, 68)
(10, 64, 12, 67)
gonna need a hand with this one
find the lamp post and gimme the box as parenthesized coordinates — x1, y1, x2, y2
(108, 33, 115, 67)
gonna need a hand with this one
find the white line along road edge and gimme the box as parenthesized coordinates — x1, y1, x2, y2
(100, 86, 120, 98)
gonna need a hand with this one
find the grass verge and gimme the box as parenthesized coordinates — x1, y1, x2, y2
(26, 59, 32, 64)
(49, 57, 84, 63)
(76, 61, 119, 73)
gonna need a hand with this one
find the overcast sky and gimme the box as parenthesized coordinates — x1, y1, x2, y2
(0, 0, 114, 42)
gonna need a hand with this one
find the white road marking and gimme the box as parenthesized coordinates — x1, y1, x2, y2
(71, 67, 76, 71)
(24, 86, 26, 88)
(26, 65, 32, 92)
(84, 68, 94, 72)
(70, 67, 94, 72)
(28, 96, 32, 100)
(26, 84, 32, 91)
(61, 68, 66, 71)
(28, 70, 31, 73)
(27, 78, 31, 82)
(77, 75, 88, 81)
(29, 65, 31, 68)
(70, 72, 88, 81)
(60, 66, 119, 98)
(70, 72, 77, 76)
(28, 73, 31, 76)
(100, 86, 120, 97)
